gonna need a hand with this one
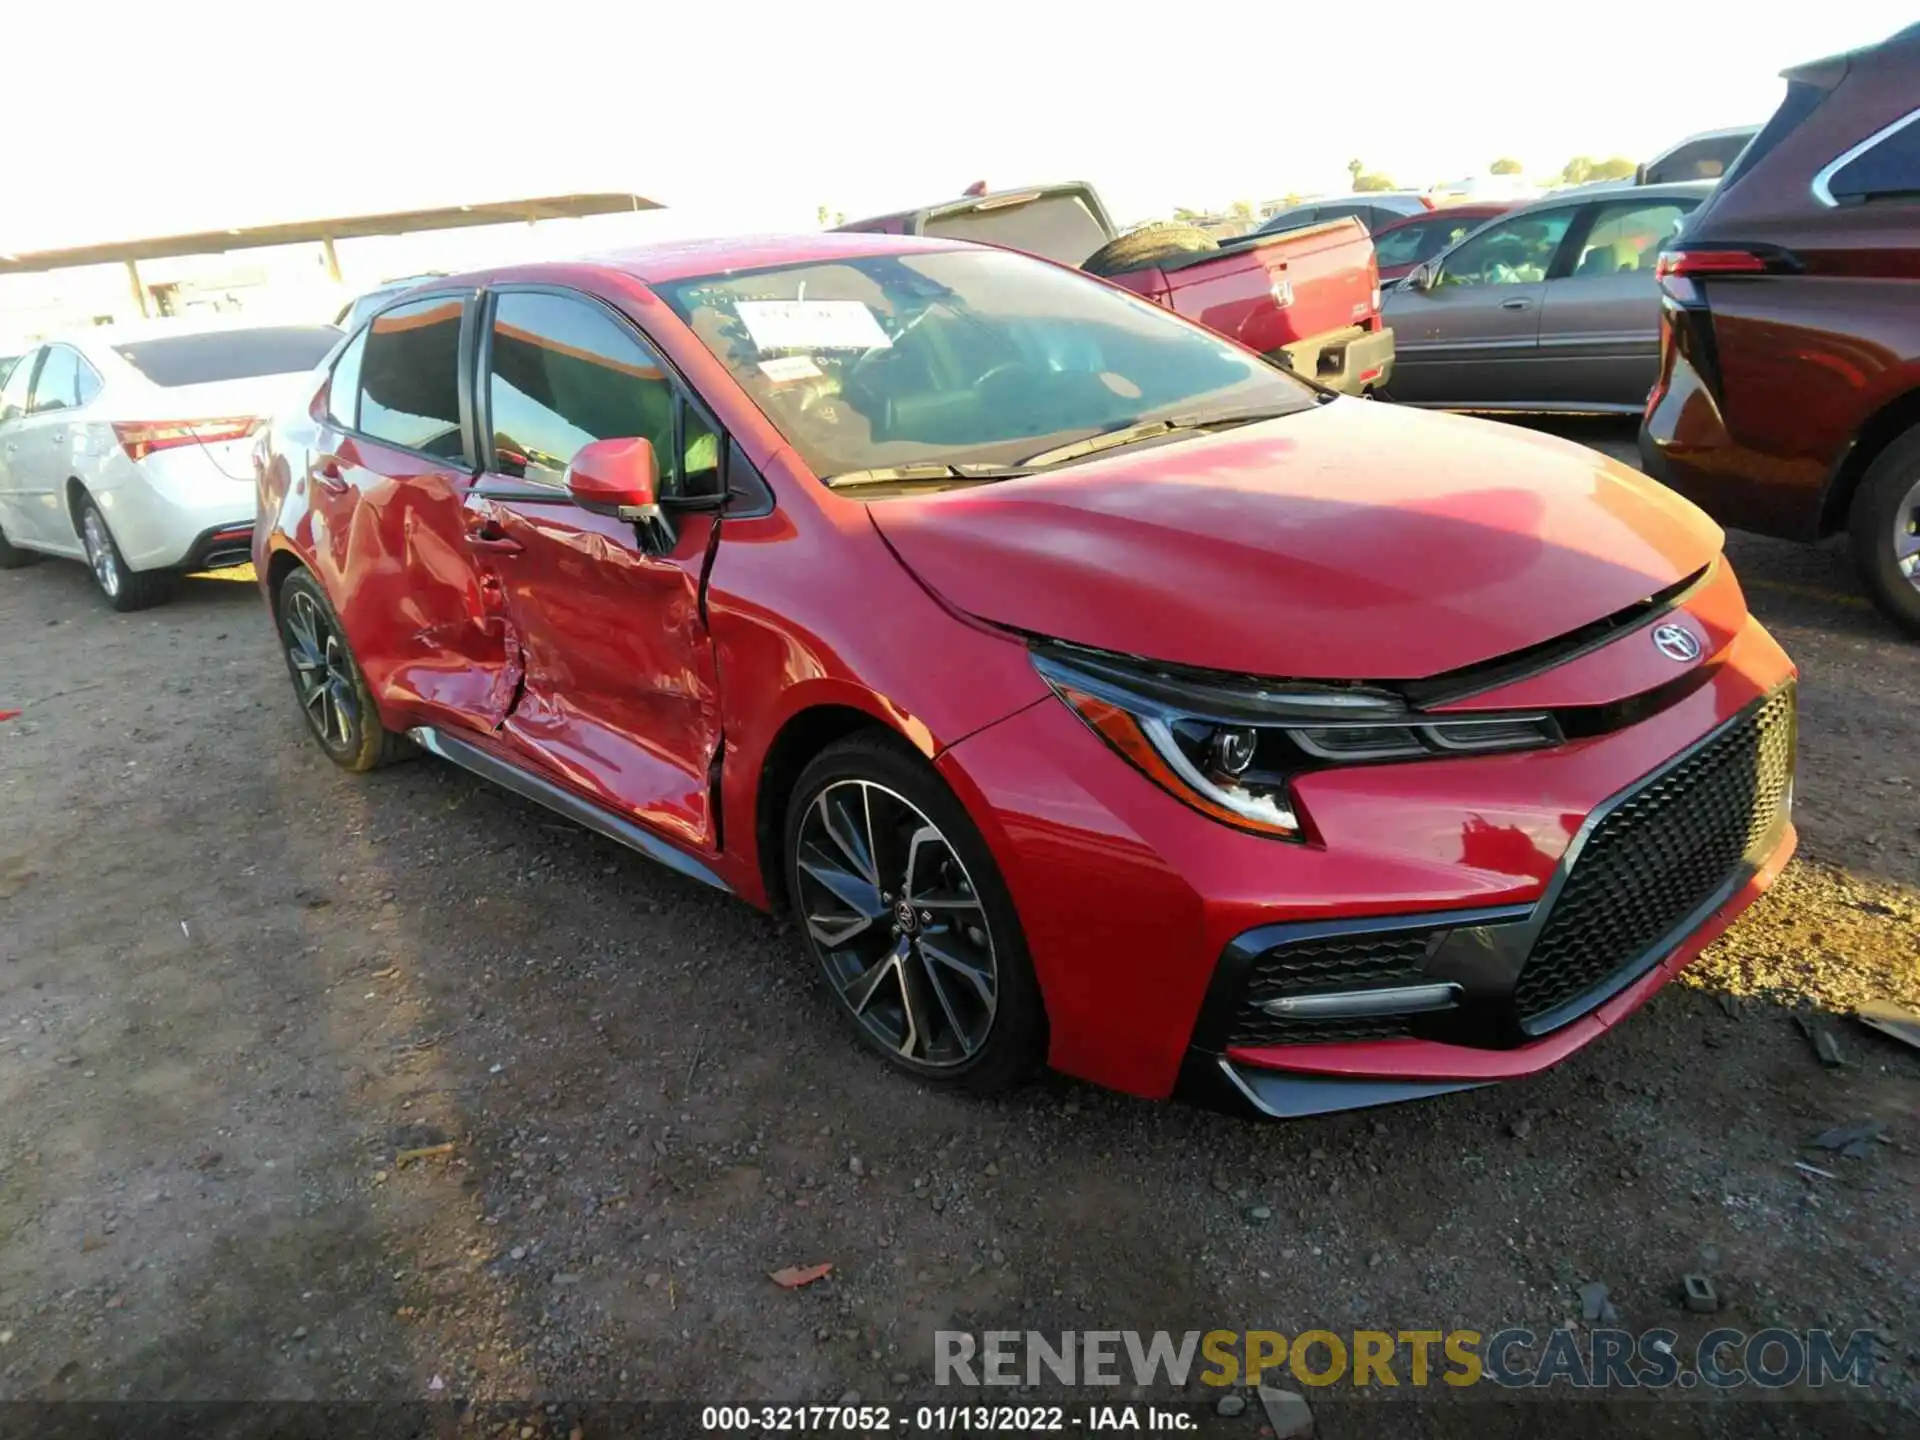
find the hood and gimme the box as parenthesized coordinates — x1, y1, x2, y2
(868, 402, 1722, 681)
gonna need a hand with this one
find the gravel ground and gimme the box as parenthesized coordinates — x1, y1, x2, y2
(1, 418, 1916, 1437)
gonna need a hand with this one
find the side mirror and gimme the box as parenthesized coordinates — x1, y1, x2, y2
(564, 437, 673, 550)
(1407, 262, 1436, 293)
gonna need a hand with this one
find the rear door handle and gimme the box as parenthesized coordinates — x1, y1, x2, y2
(1500, 297, 1533, 311)
(465, 517, 524, 555)
(308, 454, 349, 492)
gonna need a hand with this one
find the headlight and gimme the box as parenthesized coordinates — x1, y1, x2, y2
(1031, 643, 1560, 842)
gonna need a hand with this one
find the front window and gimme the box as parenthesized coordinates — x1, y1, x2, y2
(1437, 210, 1576, 287)
(655, 248, 1315, 486)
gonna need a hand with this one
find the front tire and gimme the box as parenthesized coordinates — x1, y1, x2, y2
(77, 496, 171, 611)
(276, 567, 413, 772)
(785, 733, 1045, 1093)
(1848, 424, 1920, 639)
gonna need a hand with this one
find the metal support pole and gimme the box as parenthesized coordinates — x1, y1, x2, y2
(125, 259, 150, 318)
(321, 235, 342, 284)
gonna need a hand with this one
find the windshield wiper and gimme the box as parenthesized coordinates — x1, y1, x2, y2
(1019, 407, 1299, 468)
(824, 462, 1039, 490)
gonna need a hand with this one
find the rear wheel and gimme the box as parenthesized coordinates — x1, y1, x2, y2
(0, 518, 41, 569)
(277, 567, 414, 771)
(785, 733, 1045, 1093)
(1081, 222, 1219, 278)
(77, 495, 172, 611)
(1847, 425, 1920, 639)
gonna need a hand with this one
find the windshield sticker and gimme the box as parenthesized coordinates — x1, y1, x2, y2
(757, 355, 824, 384)
(736, 300, 891, 354)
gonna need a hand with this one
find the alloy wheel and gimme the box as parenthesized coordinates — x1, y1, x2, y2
(793, 779, 999, 1068)
(1896, 475, 1920, 591)
(283, 590, 360, 751)
(81, 508, 121, 599)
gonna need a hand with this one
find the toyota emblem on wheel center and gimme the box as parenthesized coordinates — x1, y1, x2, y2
(1652, 623, 1702, 662)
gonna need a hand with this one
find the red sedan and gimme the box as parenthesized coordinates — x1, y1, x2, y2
(1370, 203, 1511, 286)
(254, 233, 1797, 1118)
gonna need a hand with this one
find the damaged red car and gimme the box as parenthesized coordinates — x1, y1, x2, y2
(254, 233, 1798, 1118)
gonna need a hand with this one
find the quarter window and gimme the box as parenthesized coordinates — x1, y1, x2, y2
(486, 291, 681, 491)
(1438, 209, 1576, 287)
(28, 346, 82, 413)
(1824, 111, 1920, 204)
(327, 328, 367, 430)
(358, 297, 466, 460)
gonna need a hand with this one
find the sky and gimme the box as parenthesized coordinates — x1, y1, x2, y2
(0, 0, 1911, 293)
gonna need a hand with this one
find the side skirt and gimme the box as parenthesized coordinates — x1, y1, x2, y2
(408, 725, 732, 894)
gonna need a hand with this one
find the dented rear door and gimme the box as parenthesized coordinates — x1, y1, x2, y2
(308, 292, 519, 735)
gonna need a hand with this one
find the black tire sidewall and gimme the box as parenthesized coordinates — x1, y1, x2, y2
(276, 568, 396, 771)
(1848, 426, 1920, 638)
(784, 732, 1046, 1092)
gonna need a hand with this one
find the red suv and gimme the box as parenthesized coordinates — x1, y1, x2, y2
(255, 233, 1797, 1118)
(1640, 22, 1920, 634)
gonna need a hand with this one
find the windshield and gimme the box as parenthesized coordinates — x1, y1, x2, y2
(655, 248, 1315, 485)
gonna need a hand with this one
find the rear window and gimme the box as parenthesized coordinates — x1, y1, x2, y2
(919, 193, 1112, 267)
(111, 327, 342, 388)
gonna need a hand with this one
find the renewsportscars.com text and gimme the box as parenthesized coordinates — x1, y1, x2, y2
(935, 1328, 1876, 1391)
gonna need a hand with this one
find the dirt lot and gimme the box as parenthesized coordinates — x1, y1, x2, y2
(2, 419, 1917, 1436)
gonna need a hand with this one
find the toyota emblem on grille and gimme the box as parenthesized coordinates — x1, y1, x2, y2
(1652, 623, 1701, 663)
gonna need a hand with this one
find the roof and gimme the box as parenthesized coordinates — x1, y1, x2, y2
(574, 230, 969, 284)
(0, 194, 660, 275)
(1514, 179, 1716, 214)
(39, 314, 342, 355)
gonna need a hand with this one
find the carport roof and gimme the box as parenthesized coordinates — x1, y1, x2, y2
(0, 193, 662, 275)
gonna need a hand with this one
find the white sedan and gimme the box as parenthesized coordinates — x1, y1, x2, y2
(0, 318, 341, 609)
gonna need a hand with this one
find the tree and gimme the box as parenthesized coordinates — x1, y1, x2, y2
(1347, 158, 1364, 187)
(1561, 155, 1595, 185)
(1490, 157, 1523, 175)
(1592, 156, 1638, 181)
(1353, 172, 1396, 192)
(1229, 199, 1254, 219)
(816, 204, 829, 226)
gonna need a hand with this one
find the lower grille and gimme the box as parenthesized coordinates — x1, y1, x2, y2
(1225, 929, 1439, 1048)
(1514, 687, 1795, 1026)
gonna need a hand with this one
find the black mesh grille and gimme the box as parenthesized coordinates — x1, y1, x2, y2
(1514, 688, 1795, 1025)
(1226, 930, 1438, 1047)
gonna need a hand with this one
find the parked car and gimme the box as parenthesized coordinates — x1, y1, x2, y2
(0, 354, 21, 389)
(253, 233, 1797, 1118)
(0, 318, 342, 607)
(1382, 181, 1713, 412)
(837, 182, 1391, 395)
(1641, 22, 1920, 635)
(1638, 126, 1762, 186)
(1256, 193, 1435, 236)
(1370, 203, 1511, 287)
(334, 273, 448, 332)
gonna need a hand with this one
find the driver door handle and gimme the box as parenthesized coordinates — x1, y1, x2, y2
(1500, 297, 1534, 311)
(465, 516, 524, 555)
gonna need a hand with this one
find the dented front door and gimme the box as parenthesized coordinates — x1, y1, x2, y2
(464, 490, 722, 852)
(460, 285, 725, 854)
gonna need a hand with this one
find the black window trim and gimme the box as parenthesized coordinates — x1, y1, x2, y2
(327, 287, 481, 474)
(469, 282, 753, 512)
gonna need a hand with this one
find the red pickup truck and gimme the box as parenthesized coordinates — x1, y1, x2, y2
(837, 182, 1393, 396)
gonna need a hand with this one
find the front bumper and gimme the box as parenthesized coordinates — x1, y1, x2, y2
(1274, 323, 1395, 396)
(936, 611, 1796, 1108)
